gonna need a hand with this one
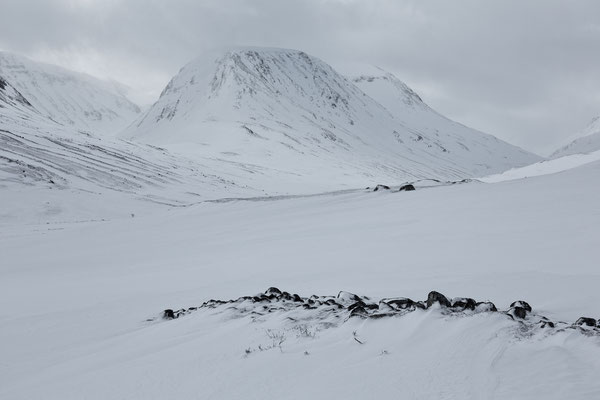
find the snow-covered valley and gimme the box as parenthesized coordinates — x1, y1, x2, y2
(2, 47, 600, 399)
(2, 157, 600, 399)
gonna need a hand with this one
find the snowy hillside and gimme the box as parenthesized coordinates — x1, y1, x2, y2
(0, 51, 141, 135)
(0, 57, 266, 223)
(482, 149, 600, 183)
(124, 47, 539, 183)
(552, 116, 600, 158)
(2, 157, 600, 399)
(350, 68, 530, 164)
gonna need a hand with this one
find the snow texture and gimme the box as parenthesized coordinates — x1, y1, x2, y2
(552, 116, 600, 158)
(1, 47, 600, 400)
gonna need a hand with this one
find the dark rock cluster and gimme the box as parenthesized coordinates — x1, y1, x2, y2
(371, 184, 390, 192)
(160, 288, 599, 336)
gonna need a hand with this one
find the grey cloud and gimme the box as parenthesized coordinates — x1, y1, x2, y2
(1, 0, 599, 155)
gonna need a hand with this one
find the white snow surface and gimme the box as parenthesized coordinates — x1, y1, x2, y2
(2, 159, 600, 399)
(481, 149, 600, 182)
(0, 51, 141, 135)
(1, 48, 599, 399)
(123, 47, 539, 183)
(552, 116, 600, 158)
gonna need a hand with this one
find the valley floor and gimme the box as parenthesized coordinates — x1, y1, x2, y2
(1, 160, 600, 399)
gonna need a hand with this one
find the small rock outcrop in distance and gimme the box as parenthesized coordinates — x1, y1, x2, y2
(575, 317, 597, 327)
(398, 184, 416, 191)
(373, 184, 390, 192)
(427, 291, 451, 308)
(157, 288, 600, 338)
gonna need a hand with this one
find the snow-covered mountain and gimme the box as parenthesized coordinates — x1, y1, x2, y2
(0, 52, 264, 223)
(552, 116, 600, 158)
(0, 51, 141, 135)
(124, 47, 539, 183)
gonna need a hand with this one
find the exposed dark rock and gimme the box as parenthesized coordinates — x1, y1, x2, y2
(509, 306, 528, 319)
(382, 297, 415, 310)
(451, 297, 477, 310)
(538, 320, 555, 329)
(349, 306, 367, 317)
(475, 301, 497, 312)
(265, 287, 282, 295)
(158, 288, 599, 338)
(348, 301, 366, 312)
(373, 184, 390, 191)
(510, 301, 532, 313)
(427, 291, 451, 308)
(415, 301, 428, 310)
(163, 309, 175, 319)
(337, 291, 361, 303)
(575, 317, 597, 327)
(368, 313, 394, 319)
(398, 184, 416, 191)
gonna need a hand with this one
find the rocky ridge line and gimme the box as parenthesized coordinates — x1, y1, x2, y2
(159, 288, 600, 337)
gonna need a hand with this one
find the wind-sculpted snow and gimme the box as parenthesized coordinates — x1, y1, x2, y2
(158, 287, 600, 339)
(125, 47, 539, 183)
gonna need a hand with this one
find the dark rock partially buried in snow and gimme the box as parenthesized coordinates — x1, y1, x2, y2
(157, 288, 600, 338)
(426, 291, 451, 308)
(373, 184, 390, 192)
(508, 306, 529, 320)
(398, 184, 416, 191)
(451, 297, 477, 310)
(510, 300, 532, 313)
(575, 317, 597, 327)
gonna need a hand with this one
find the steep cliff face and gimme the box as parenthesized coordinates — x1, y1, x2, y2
(125, 47, 539, 181)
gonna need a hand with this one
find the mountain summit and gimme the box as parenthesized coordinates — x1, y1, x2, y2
(124, 47, 538, 183)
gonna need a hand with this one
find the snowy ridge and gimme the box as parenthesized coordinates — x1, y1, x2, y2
(552, 116, 600, 158)
(0, 52, 265, 223)
(0, 76, 35, 114)
(159, 287, 600, 336)
(0, 51, 141, 135)
(124, 47, 539, 183)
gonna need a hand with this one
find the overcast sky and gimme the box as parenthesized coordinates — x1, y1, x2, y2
(1, 0, 599, 155)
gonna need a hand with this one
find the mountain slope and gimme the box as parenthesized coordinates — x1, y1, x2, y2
(0, 54, 265, 223)
(349, 68, 531, 164)
(552, 116, 600, 158)
(0, 51, 141, 135)
(124, 47, 539, 184)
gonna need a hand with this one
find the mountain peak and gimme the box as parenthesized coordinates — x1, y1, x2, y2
(349, 67, 425, 109)
(0, 51, 141, 135)
(156, 46, 359, 118)
(125, 48, 538, 182)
